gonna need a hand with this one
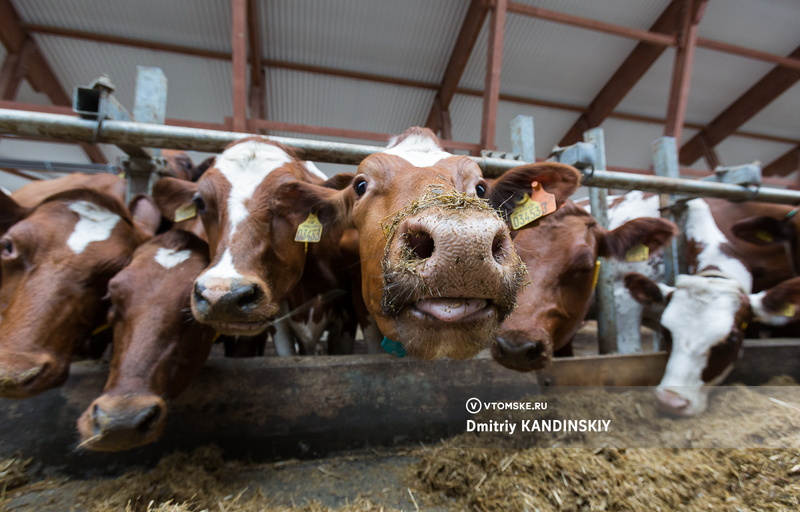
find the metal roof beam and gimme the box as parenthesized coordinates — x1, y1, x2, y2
(424, 0, 490, 134)
(0, 0, 106, 164)
(679, 44, 800, 166)
(764, 145, 800, 177)
(247, 0, 266, 127)
(481, 0, 507, 151)
(231, 0, 248, 133)
(558, 0, 683, 146)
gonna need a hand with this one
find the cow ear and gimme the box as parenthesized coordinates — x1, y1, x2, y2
(487, 162, 582, 217)
(128, 194, 162, 239)
(152, 177, 199, 222)
(0, 190, 29, 236)
(731, 216, 793, 246)
(623, 272, 671, 306)
(752, 277, 800, 324)
(274, 177, 354, 229)
(598, 217, 678, 260)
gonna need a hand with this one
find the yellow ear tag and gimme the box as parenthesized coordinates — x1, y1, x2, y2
(625, 244, 650, 262)
(740, 321, 748, 331)
(755, 231, 774, 243)
(510, 181, 557, 230)
(117, 171, 126, 179)
(174, 203, 197, 222)
(778, 303, 796, 317)
(591, 260, 601, 290)
(91, 323, 111, 336)
(295, 212, 323, 243)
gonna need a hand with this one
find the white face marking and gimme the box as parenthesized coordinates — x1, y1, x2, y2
(383, 133, 452, 167)
(216, 140, 293, 237)
(154, 247, 192, 269)
(66, 201, 121, 255)
(197, 249, 238, 282)
(657, 275, 744, 414)
(684, 199, 752, 292)
(750, 291, 794, 326)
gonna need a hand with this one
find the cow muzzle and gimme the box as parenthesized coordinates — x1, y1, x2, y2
(191, 275, 277, 335)
(0, 352, 65, 399)
(77, 393, 168, 451)
(492, 327, 554, 372)
(655, 387, 707, 417)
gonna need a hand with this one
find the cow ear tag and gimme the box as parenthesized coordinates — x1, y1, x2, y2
(509, 181, 557, 230)
(591, 260, 601, 290)
(755, 231, 774, 243)
(625, 244, 650, 262)
(174, 203, 197, 222)
(778, 303, 796, 317)
(381, 336, 407, 358)
(295, 212, 323, 243)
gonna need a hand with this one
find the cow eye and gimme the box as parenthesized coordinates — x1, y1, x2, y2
(354, 178, 368, 197)
(0, 239, 15, 259)
(476, 183, 486, 198)
(191, 193, 206, 212)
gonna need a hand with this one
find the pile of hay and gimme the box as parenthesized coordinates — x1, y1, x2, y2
(414, 380, 800, 511)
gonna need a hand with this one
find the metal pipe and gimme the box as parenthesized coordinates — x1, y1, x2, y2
(1, 109, 800, 205)
(0, 158, 115, 174)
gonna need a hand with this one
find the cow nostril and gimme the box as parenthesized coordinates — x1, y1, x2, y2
(404, 230, 435, 260)
(492, 234, 507, 263)
(524, 342, 544, 361)
(135, 405, 162, 435)
(193, 282, 208, 306)
(91, 403, 110, 433)
(233, 283, 263, 308)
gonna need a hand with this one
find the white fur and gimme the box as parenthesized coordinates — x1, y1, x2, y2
(383, 133, 451, 167)
(154, 247, 191, 269)
(197, 249, 238, 281)
(216, 140, 292, 236)
(656, 275, 745, 414)
(66, 201, 121, 254)
(750, 291, 795, 326)
(304, 161, 328, 180)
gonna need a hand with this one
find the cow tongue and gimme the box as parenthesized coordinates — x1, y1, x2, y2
(415, 298, 487, 322)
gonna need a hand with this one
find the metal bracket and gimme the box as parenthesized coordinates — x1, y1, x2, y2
(548, 141, 597, 171)
(701, 161, 762, 187)
(480, 150, 521, 160)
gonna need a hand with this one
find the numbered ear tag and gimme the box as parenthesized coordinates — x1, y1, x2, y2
(295, 212, 323, 243)
(510, 181, 557, 230)
(174, 203, 197, 222)
(591, 260, 601, 290)
(755, 231, 774, 243)
(778, 303, 796, 317)
(625, 244, 650, 262)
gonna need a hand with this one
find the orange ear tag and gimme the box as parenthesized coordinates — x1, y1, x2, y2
(625, 244, 650, 262)
(295, 212, 323, 243)
(778, 303, 796, 317)
(509, 181, 558, 230)
(174, 202, 197, 222)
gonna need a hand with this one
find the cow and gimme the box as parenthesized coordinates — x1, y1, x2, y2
(273, 127, 584, 360)
(154, 139, 363, 357)
(491, 200, 678, 371)
(77, 229, 216, 451)
(604, 191, 800, 415)
(11, 172, 126, 208)
(0, 188, 151, 398)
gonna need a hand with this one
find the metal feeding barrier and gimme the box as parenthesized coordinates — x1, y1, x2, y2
(0, 73, 799, 356)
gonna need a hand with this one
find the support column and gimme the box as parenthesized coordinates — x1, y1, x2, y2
(480, 0, 507, 150)
(231, 0, 248, 133)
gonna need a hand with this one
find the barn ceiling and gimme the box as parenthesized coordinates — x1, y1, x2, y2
(0, 0, 798, 189)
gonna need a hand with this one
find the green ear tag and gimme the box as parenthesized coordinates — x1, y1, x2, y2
(381, 336, 407, 358)
(625, 244, 650, 262)
(295, 212, 323, 243)
(174, 203, 197, 222)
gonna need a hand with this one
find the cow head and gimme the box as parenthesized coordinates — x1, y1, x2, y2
(493, 205, 678, 371)
(77, 230, 214, 451)
(154, 137, 348, 336)
(0, 189, 146, 398)
(276, 128, 583, 360)
(624, 271, 800, 416)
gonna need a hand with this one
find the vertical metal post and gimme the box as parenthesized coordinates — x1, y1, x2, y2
(585, 128, 618, 355)
(652, 137, 687, 286)
(480, 0, 507, 151)
(124, 66, 168, 202)
(510, 115, 535, 163)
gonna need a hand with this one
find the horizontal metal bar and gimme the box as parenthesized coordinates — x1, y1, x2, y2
(1, 109, 800, 205)
(0, 157, 116, 174)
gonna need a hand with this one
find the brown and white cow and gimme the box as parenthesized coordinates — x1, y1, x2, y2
(608, 191, 800, 415)
(77, 229, 216, 451)
(11, 172, 126, 208)
(0, 189, 150, 398)
(491, 201, 678, 371)
(156, 138, 361, 356)
(276, 128, 582, 360)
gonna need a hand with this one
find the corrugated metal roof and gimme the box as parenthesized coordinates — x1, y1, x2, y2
(0, 0, 797, 187)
